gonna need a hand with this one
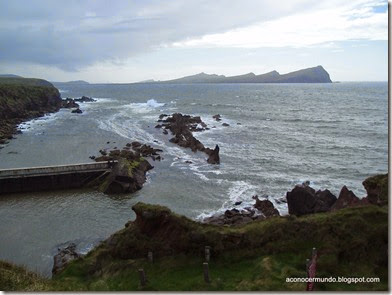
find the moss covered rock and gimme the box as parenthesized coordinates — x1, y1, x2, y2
(362, 174, 388, 205)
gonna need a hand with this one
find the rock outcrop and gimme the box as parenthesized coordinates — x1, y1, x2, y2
(89, 142, 162, 194)
(285, 178, 385, 216)
(0, 79, 62, 144)
(253, 195, 280, 217)
(286, 183, 338, 216)
(52, 243, 81, 275)
(158, 113, 220, 164)
(61, 98, 79, 108)
(74, 95, 96, 102)
(204, 195, 280, 226)
(362, 174, 388, 205)
(71, 108, 83, 114)
(331, 186, 368, 211)
(207, 145, 220, 164)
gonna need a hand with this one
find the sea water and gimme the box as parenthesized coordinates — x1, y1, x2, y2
(0, 82, 387, 276)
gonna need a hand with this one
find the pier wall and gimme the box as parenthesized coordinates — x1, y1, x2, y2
(0, 162, 114, 194)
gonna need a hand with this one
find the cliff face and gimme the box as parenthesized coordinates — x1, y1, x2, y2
(0, 78, 62, 144)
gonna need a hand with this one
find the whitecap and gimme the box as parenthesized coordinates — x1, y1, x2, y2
(123, 99, 166, 114)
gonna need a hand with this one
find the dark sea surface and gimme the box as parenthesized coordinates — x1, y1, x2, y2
(0, 82, 387, 276)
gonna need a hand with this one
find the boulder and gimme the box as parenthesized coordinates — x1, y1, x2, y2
(222, 123, 230, 127)
(253, 196, 280, 217)
(286, 185, 317, 216)
(52, 243, 81, 275)
(313, 189, 337, 212)
(286, 183, 338, 216)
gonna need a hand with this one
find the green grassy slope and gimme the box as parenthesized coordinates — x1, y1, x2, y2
(53, 203, 387, 291)
(2, 203, 385, 291)
(0, 77, 54, 87)
(0, 79, 61, 143)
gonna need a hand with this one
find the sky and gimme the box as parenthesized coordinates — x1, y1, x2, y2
(0, 0, 388, 83)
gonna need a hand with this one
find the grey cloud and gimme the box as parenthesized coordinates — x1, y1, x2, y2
(0, 0, 322, 70)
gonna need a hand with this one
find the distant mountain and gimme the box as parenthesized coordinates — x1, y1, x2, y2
(62, 80, 90, 85)
(0, 74, 23, 78)
(158, 66, 332, 83)
(136, 79, 156, 83)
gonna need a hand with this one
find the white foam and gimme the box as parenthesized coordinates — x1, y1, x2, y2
(122, 99, 166, 114)
(93, 97, 116, 104)
(196, 180, 260, 220)
(17, 111, 66, 132)
(97, 114, 157, 143)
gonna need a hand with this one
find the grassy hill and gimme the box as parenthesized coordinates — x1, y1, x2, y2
(0, 77, 54, 87)
(0, 77, 61, 144)
(0, 203, 387, 291)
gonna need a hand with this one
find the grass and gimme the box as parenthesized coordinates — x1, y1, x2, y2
(1, 203, 388, 291)
(0, 77, 54, 87)
(0, 81, 61, 142)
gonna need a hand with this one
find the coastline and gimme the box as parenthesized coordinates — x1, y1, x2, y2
(0, 82, 386, 292)
(0, 79, 62, 145)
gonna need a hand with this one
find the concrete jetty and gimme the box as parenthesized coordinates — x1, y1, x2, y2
(0, 161, 117, 194)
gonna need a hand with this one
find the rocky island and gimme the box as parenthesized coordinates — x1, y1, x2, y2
(146, 65, 332, 84)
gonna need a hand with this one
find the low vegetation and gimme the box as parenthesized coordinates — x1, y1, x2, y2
(1, 202, 387, 291)
(0, 78, 61, 144)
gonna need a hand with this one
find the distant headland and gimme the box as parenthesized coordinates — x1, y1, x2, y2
(145, 65, 332, 84)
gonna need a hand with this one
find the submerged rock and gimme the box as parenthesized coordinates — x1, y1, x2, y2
(71, 108, 83, 114)
(212, 114, 222, 121)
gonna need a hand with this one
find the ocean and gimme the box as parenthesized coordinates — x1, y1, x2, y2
(0, 82, 387, 276)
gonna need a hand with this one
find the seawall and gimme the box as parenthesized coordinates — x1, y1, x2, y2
(0, 162, 115, 194)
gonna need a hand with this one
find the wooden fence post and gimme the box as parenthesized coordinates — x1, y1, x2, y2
(205, 246, 211, 262)
(148, 251, 153, 263)
(203, 262, 210, 283)
(138, 268, 147, 286)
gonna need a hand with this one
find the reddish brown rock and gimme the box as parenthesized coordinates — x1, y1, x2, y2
(253, 195, 280, 217)
(331, 186, 362, 211)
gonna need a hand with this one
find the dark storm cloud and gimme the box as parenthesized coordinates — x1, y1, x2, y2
(0, 0, 319, 70)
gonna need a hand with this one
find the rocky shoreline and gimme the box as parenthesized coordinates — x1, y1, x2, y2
(0, 76, 96, 146)
(61, 95, 96, 114)
(51, 172, 387, 274)
(0, 81, 62, 145)
(203, 173, 388, 226)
